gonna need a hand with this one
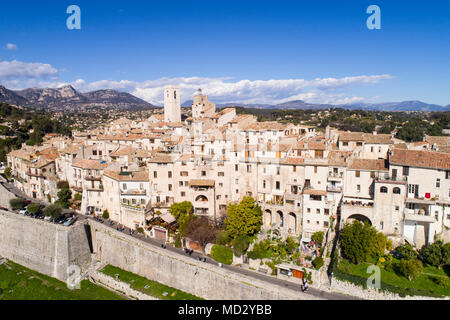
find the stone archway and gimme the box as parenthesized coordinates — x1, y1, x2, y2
(347, 214, 372, 225)
(288, 212, 297, 233)
(264, 209, 272, 227)
(276, 210, 284, 228)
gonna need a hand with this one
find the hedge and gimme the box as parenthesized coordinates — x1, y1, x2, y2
(210, 245, 233, 265)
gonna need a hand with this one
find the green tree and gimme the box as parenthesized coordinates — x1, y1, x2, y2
(170, 201, 194, 236)
(9, 198, 25, 210)
(43, 204, 62, 219)
(210, 245, 233, 265)
(420, 241, 448, 268)
(3, 167, 12, 180)
(56, 188, 72, 208)
(225, 197, 262, 239)
(397, 259, 423, 281)
(232, 235, 251, 257)
(102, 209, 109, 219)
(27, 203, 41, 214)
(312, 231, 324, 246)
(57, 181, 69, 189)
(339, 220, 385, 264)
(285, 236, 298, 255)
(396, 243, 418, 260)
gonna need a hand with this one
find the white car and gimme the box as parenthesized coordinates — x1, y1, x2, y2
(19, 209, 28, 215)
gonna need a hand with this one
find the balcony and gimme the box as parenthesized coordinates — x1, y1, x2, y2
(120, 189, 147, 196)
(121, 203, 146, 212)
(404, 208, 435, 223)
(327, 185, 343, 193)
(195, 208, 209, 215)
(328, 172, 343, 181)
(85, 175, 101, 181)
(376, 174, 407, 184)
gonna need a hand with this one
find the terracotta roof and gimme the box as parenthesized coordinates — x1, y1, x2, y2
(244, 121, 288, 131)
(282, 157, 305, 165)
(189, 179, 215, 187)
(327, 151, 352, 166)
(425, 135, 450, 146)
(303, 189, 327, 196)
(349, 159, 387, 171)
(148, 153, 174, 163)
(72, 159, 107, 170)
(390, 148, 450, 170)
(104, 170, 149, 181)
(363, 134, 393, 144)
(295, 139, 326, 150)
(339, 132, 365, 142)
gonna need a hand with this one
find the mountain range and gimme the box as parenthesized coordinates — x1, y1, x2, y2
(1, 85, 448, 112)
(0, 85, 154, 111)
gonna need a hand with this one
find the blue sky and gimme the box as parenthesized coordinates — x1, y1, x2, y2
(0, 0, 449, 105)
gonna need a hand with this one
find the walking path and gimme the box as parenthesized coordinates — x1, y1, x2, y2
(1, 180, 357, 300)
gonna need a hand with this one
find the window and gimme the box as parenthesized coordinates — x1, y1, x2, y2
(316, 209, 320, 214)
(181, 191, 186, 197)
(235, 164, 239, 171)
(179, 181, 183, 187)
(218, 172, 224, 177)
(293, 166, 296, 172)
(356, 142, 363, 147)
(355, 171, 360, 178)
(153, 171, 157, 178)
(324, 221, 329, 227)
(247, 165, 251, 173)
(168, 184, 172, 191)
(314, 166, 318, 174)
(168, 171, 172, 178)
(446, 171, 450, 179)
(122, 183, 127, 190)
(343, 142, 348, 146)
(403, 166, 409, 176)
(174, 91, 177, 99)
(395, 206, 399, 211)
(276, 181, 281, 190)
(370, 171, 375, 179)
(324, 209, 329, 216)
(202, 171, 206, 176)
(277, 167, 280, 175)
(393, 187, 401, 194)
(263, 180, 266, 189)
(307, 208, 311, 213)
(437, 179, 441, 188)
(380, 186, 388, 193)
(357, 185, 361, 193)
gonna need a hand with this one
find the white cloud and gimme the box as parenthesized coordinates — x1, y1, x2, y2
(6, 43, 17, 51)
(0, 58, 393, 105)
(0, 60, 58, 81)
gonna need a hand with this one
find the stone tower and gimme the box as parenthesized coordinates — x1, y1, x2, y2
(192, 88, 216, 119)
(164, 85, 181, 123)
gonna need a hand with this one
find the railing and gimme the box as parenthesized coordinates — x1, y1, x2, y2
(120, 189, 147, 196)
(327, 186, 343, 193)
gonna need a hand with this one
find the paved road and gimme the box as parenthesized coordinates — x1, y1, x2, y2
(2, 180, 357, 300)
(91, 217, 358, 300)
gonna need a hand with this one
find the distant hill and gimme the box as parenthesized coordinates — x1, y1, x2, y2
(0, 86, 29, 106)
(0, 85, 155, 111)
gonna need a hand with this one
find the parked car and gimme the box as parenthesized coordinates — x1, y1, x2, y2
(44, 216, 53, 222)
(56, 214, 69, 224)
(0, 206, 8, 211)
(63, 217, 75, 227)
(19, 209, 28, 215)
(24, 200, 32, 206)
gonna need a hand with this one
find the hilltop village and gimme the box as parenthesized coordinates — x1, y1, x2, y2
(6, 86, 450, 251)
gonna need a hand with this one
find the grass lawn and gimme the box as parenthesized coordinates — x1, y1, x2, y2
(0, 260, 125, 300)
(100, 265, 203, 300)
(338, 259, 450, 297)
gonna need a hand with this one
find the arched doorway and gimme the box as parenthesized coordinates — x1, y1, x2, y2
(288, 212, 297, 233)
(276, 211, 284, 228)
(347, 214, 372, 225)
(264, 209, 272, 227)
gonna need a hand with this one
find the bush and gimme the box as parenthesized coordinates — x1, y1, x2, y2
(57, 181, 69, 189)
(312, 257, 324, 270)
(74, 193, 82, 201)
(174, 235, 182, 248)
(420, 241, 449, 268)
(247, 239, 271, 260)
(312, 231, 324, 246)
(102, 209, 109, 219)
(43, 204, 62, 219)
(9, 198, 25, 210)
(216, 231, 231, 246)
(232, 235, 250, 257)
(210, 245, 233, 265)
(27, 203, 41, 214)
(56, 188, 72, 208)
(395, 243, 417, 260)
(136, 227, 144, 234)
(396, 259, 423, 281)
